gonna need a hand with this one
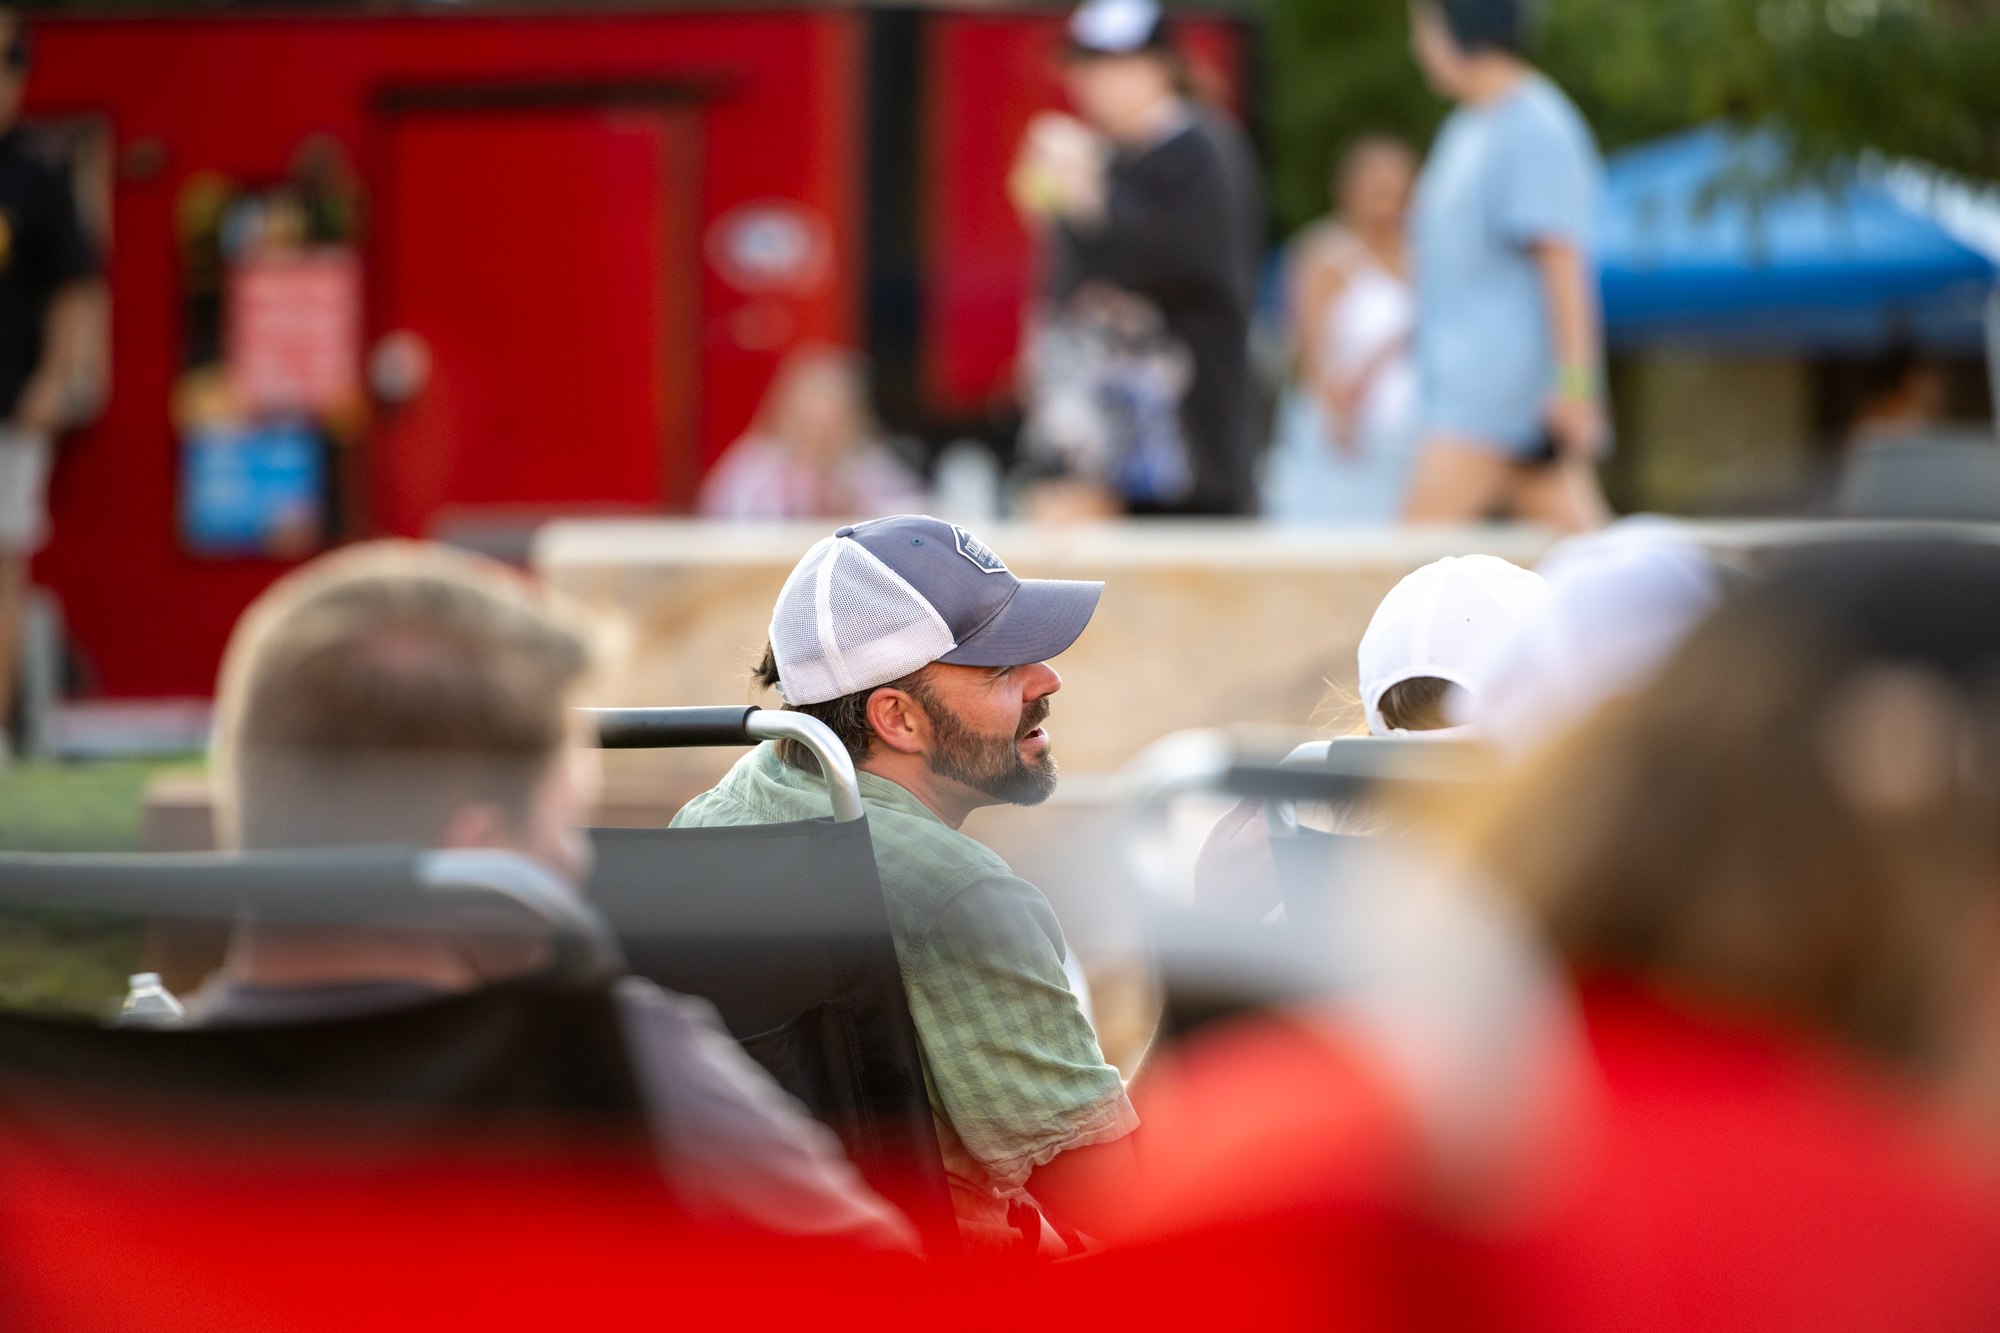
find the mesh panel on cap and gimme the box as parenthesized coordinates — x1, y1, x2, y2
(769, 536, 957, 706)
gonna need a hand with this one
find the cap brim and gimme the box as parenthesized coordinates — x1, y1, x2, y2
(937, 579, 1103, 668)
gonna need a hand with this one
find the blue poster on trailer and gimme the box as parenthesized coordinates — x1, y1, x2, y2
(180, 421, 327, 558)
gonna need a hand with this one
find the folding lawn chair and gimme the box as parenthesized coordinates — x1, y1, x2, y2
(0, 846, 664, 1201)
(1126, 733, 1495, 1040)
(1247, 735, 1495, 939)
(587, 705, 955, 1253)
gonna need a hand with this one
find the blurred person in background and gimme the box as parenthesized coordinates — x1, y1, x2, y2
(675, 516, 1140, 1251)
(1846, 341, 1949, 450)
(1195, 523, 1715, 922)
(1263, 138, 1422, 525)
(1401, 0, 1610, 534)
(1464, 538, 2000, 1327)
(1098, 541, 2000, 1330)
(698, 344, 925, 522)
(1194, 553, 1547, 921)
(0, 10, 103, 761)
(1196, 529, 1713, 921)
(1010, 0, 1261, 517)
(196, 541, 915, 1251)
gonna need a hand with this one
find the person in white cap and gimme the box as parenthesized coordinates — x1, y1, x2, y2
(672, 516, 1139, 1251)
(1193, 554, 1546, 918)
(1010, 0, 1262, 515)
(1358, 553, 1552, 738)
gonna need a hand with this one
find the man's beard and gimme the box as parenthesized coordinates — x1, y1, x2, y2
(914, 687, 1059, 807)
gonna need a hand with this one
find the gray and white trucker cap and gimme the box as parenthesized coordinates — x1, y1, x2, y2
(769, 515, 1103, 706)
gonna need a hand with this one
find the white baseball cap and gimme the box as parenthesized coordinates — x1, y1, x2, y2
(769, 515, 1103, 707)
(1359, 556, 1552, 737)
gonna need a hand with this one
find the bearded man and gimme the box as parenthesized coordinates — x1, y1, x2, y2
(672, 516, 1138, 1250)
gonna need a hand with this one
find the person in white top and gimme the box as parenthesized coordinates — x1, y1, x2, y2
(1264, 137, 1421, 524)
(699, 344, 927, 522)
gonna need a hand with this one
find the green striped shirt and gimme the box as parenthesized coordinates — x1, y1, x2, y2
(672, 742, 1137, 1242)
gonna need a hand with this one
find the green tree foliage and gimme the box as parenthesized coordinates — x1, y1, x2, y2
(1265, 0, 2000, 235)
(1264, 0, 1444, 234)
(1543, 0, 2000, 176)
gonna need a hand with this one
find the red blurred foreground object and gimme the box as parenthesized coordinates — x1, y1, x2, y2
(1493, 982, 2000, 1332)
(8, 985, 1998, 1331)
(1090, 985, 2000, 1331)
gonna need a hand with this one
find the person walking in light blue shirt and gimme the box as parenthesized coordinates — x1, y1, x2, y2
(1402, 0, 1612, 534)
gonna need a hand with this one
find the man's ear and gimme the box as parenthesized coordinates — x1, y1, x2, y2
(865, 686, 929, 756)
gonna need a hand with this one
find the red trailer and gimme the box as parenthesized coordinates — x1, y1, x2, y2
(22, 6, 1248, 700)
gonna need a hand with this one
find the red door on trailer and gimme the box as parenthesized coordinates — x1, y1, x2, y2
(370, 101, 702, 538)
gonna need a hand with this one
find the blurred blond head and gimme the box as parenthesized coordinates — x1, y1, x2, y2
(1473, 541, 2000, 1072)
(753, 343, 875, 468)
(212, 541, 606, 879)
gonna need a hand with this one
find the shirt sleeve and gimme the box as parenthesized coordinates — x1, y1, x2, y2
(904, 874, 1139, 1194)
(613, 976, 920, 1252)
(1491, 101, 1598, 251)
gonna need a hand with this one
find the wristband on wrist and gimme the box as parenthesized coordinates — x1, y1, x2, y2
(1557, 364, 1598, 403)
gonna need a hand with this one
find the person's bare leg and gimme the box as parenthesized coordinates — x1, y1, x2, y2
(0, 555, 27, 753)
(1401, 435, 1516, 523)
(1509, 458, 1611, 535)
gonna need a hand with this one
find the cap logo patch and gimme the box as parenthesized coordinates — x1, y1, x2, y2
(952, 526, 1009, 574)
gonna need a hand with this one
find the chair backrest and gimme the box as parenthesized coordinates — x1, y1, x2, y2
(0, 847, 677, 1258)
(0, 970, 680, 1333)
(1255, 735, 1494, 925)
(1137, 735, 1497, 1042)
(0, 844, 626, 983)
(586, 705, 955, 1253)
(0, 972, 652, 1155)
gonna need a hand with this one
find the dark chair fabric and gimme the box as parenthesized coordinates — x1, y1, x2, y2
(0, 976, 660, 1178)
(587, 819, 954, 1251)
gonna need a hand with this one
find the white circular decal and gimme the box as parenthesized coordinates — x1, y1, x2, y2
(706, 201, 832, 296)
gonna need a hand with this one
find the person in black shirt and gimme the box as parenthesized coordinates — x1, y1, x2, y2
(0, 12, 103, 756)
(1016, 0, 1262, 516)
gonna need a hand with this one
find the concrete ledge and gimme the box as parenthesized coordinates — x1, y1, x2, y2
(534, 519, 1558, 811)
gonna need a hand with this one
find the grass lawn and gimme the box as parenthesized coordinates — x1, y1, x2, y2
(0, 757, 204, 1018)
(0, 757, 201, 853)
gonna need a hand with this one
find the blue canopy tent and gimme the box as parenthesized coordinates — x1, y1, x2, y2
(1600, 125, 2000, 355)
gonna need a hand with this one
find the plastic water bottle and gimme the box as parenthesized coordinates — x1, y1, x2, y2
(119, 972, 185, 1028)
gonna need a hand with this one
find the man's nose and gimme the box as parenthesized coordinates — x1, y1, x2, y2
(1021, 662, 1061, 698)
